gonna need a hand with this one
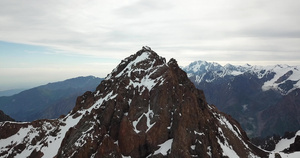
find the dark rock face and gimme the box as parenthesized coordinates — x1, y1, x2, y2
(0, 47, 267, 158)
(251, 131, 300, 152)
(290, 136, 300, 152)
(0, 110, 14, 122)
(251, 134, 282, 151)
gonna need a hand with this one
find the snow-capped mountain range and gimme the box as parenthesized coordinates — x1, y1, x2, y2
(184, 60, 300, 95)
(0, 47, 299, 157)
(183, 60, 300, 138)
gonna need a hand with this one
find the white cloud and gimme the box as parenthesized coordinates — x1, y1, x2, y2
(1, 0, 299, 59)
(0, 0, 300, 89)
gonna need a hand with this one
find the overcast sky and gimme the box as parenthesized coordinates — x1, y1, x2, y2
(1, 0, 300, 90)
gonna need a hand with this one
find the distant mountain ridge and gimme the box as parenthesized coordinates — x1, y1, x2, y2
(184, 60, 300, 95)
(0, 76, 103, 121)
(0, 89, 26, 97)
(183, 60, 300, 137)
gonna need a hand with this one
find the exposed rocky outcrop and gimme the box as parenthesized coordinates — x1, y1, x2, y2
(0, 47, 268, 158)
(283, 135, 300, 153)
(0, 110, 14, 122)
(251, 132, 294, 151)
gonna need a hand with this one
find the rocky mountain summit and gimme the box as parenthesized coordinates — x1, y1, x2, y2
(183, 60, 300, 137)
(0, 47, 267, 157)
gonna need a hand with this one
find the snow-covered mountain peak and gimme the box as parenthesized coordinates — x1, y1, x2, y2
(106, 47, 166, 80)
(262, 64, 300, 95)
(183, 60, 300, 95)
(224, 63, 235, 69)
(103, 47, 170, 96)
(185, 60, 223, 73)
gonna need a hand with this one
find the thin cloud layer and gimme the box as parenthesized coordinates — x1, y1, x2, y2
(0, 0, 300, 89)
(1, 0, 300, 61)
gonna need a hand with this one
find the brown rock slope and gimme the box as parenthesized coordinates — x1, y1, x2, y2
(0, 47, 267, 158)
(0, 110, 15, 122)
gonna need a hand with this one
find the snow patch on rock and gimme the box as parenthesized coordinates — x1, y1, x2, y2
(152, 139, 173, 156)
